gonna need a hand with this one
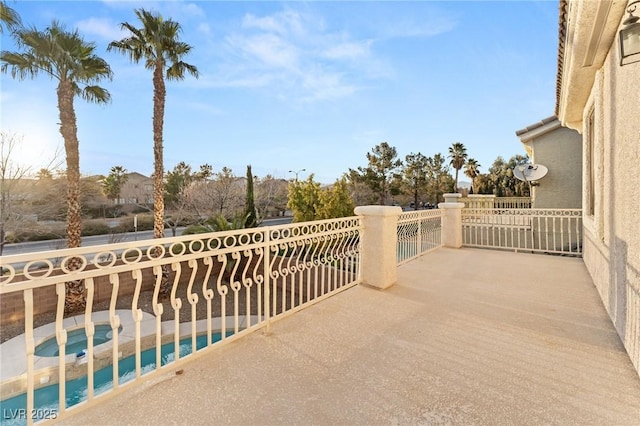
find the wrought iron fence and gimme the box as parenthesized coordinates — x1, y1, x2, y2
(462, 208, 582, 256)
(0, 217, 360, 424)
(397, 210, 443, 265)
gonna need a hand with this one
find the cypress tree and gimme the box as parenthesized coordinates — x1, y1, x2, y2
(244, 165, 258, 228)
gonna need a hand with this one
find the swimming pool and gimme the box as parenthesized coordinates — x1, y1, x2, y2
(34, 324, 121, 357)
(0, 332, 225, 425)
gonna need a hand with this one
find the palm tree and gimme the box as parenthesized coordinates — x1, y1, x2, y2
(448, 142, 468, 193)
(108, 9, 199, 241)
(464, 158, 481, 194)
(1, 21, 112, 313)
(102, 165, 129, 205)
(0, 1, 21, 33)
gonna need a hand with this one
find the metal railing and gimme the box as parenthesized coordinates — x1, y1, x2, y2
(0, 217, 360, 424)
(462, 208, 582, 256)
(397, 210, 443, 265)
(458, 196, 532, 209)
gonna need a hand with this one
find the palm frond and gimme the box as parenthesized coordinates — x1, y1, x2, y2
(81, 85, 111, 104)
(1, 20, 111, 95)
(0, 0, 22, 33)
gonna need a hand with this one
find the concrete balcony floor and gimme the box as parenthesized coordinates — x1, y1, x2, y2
(63, 247, 640, 425)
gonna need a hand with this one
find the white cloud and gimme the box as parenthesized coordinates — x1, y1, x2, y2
(208, 8, 380, 103)
(181, 3, 205, 18)
(242, 10, 306, 37)
(76, 17, 127, 41)
(322, 40, 372, 60)
(229, 33, 299, 70)
(180, 101, 224, 116)
(186, 70, 274, 89)
(197, 22, 211, 35)
(301, 70, 357, 102)
(378, 16, 456, 39)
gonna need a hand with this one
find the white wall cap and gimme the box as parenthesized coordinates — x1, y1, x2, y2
(438, 203, 465, 209)
(354, 205, 403, 217)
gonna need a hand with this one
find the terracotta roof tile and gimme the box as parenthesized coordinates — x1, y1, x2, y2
(555, 0, 569, 116)
(515, 115, 558, 137)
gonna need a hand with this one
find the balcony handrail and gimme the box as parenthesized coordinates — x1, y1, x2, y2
(461, 207, 582, 255)
(0, 216, 361, 423)
(397, 209, 443, 265)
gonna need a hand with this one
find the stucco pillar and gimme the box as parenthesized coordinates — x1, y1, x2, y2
(354, 205, 403, 290)
(439, 193, 464, 248)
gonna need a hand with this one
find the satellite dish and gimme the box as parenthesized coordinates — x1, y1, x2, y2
(513, 164, 548, 182)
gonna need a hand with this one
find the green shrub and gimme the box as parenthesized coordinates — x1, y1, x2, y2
(81, 220, 111, 236)
(183, 224, 212, 235)
(27, 231, 65, 241)
(131, 205, 152, 214)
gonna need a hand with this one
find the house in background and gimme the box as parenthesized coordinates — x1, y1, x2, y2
(515, 115, 582, 209)
(556, 0, 640, 374)
(118, 172, 153, 208)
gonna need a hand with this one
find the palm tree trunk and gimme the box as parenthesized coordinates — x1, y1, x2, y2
(153, 63, 172, 299)
(58, 79, 86, 314)
(454, 169, 459, 193)
(152, 63, 166, 240)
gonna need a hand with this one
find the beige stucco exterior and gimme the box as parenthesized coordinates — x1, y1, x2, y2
(354, 205, 403, 289)
(517, 118, 583, 209)
(118, 172, 153, 206)
(557, 0, 640, 375)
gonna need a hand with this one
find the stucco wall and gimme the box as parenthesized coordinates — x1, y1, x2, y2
(581, 38, 640, 375)
(527, 127, 582, 209)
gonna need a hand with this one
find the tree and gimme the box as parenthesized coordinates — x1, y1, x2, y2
(424, 153, 453, 205)
(210, 167, 241, 216)
(317, 178, 355, 219)
(165, 161, 193, 207)
(448, 142, 468, 193)
(403, 152, 428, 210)
(255, 174, 288, 218)
(350, 142, 403, 205)
(487, 154, 530, 197)
(287, 175, 355, 222)
(243, 165, 258, 228)
(464, 158, 481, 194)
(2, 21, 112, 251)
(345, 170, 378, 206)
(2, 22, 112, 313)
(101, 165, 128, 205)
(0, 1, 21, 34)
(0, 132, 30, 255)
(109, 8, 198, 240)
(164, 161, 199, 236)
(195, 163, 213, 180)
(287, 175, 322, 222)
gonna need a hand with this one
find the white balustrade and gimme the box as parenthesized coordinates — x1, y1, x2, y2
(0, 217, 360, 423)
(397, 210, 443, 265)
(462, 208, 582, 255)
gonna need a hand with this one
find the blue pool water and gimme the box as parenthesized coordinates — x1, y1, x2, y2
(0, 332, 226, 425)
(34, 325, 121, 357)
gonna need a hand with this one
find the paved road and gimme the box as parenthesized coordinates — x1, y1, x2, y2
(1, 217, 293, 256)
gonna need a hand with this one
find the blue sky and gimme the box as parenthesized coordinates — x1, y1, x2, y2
(1, 0, 559, 183)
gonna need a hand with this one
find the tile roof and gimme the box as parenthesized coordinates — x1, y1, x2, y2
(515, 115, 559, 137)
(555, 0, 569, 116)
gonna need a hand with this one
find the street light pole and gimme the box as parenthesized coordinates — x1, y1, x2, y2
(288, 168, 306, 181)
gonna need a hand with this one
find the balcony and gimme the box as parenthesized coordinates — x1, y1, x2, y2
(1, 204, 639, 424)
